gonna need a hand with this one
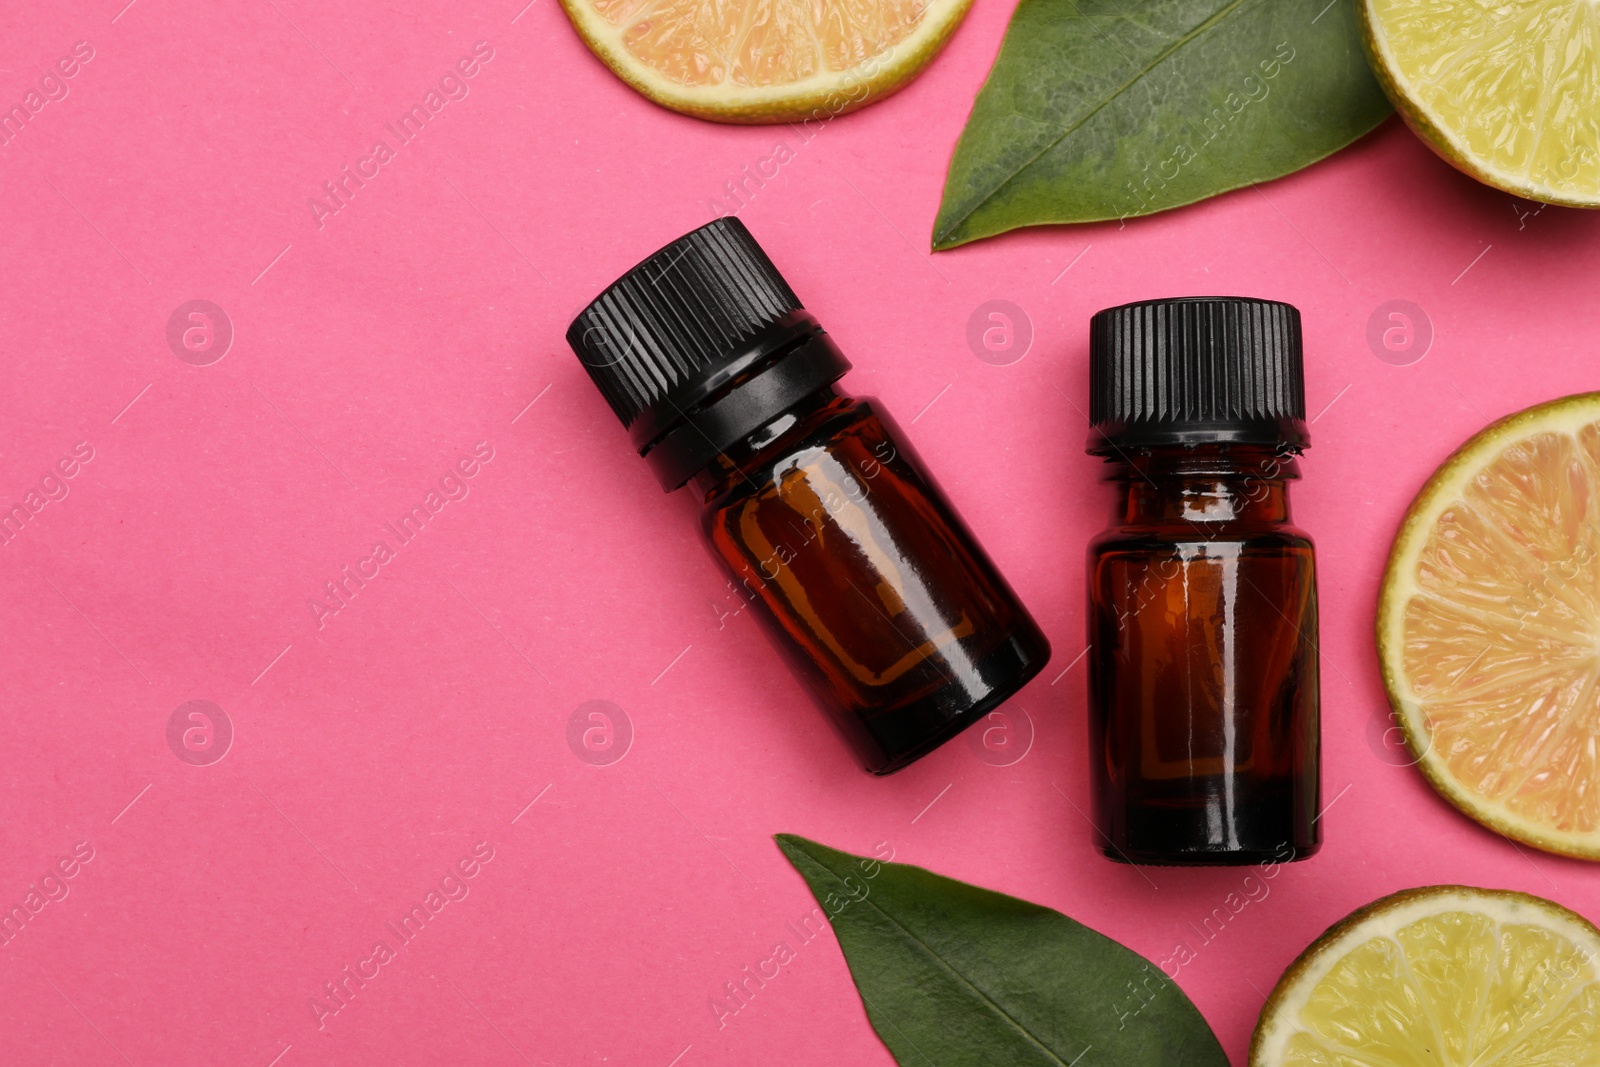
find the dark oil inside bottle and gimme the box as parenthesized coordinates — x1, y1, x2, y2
(1088, 446, 1320, 865)
(697, 387, 1050, 773)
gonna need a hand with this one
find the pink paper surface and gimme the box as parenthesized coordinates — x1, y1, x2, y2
(3, 2, 1598, 1064)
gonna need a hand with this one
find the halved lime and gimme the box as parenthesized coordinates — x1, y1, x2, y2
(1363, 0, 1600, 206)
(1253, 885, 1600, 1066)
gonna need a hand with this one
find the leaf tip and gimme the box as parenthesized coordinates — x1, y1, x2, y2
(772, 832, 807, 860)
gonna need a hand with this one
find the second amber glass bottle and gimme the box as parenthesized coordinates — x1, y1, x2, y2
(568, 219, 1050, 773)
(1085, 297, 1320, 865)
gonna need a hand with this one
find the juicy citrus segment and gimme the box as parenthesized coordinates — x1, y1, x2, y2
(559, 0, 968, 122)
(1252, 886, 1600, 1067)
(1362, 0, 1600, 206)
(1379, 393, 1600, 859)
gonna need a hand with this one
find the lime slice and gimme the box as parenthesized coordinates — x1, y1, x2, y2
(1252, 885, 1600, 1066)
(1362, 0, 1600, 206)
(558, 0, 971, 124)
(1379, 393, 1600, 859)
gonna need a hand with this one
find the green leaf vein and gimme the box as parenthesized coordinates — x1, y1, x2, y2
(939, 0, 1261, 241)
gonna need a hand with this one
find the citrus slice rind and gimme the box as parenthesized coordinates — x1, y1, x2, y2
(557, 0, 972, 124)
(1379, 392, 1600, 860)
(1251, 885, 1600, 1067)
(1361, 0, 1600, 207)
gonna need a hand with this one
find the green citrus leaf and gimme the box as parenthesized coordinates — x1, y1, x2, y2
(774, 834, 1229, 1066)
(932, 0, 1392, 249)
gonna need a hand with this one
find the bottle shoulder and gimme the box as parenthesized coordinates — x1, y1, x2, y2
(1089, 522, 1316, 554)
(698, 392, 878, 513)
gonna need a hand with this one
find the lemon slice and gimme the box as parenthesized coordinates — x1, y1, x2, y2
(557, 0, 971, 123)
(1361, 0, 1600, 206)
(1251, 885, 1600, 1066)
(1378, 393, 1600, 859)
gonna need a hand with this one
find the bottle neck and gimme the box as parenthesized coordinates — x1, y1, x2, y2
(642, 328, 850, 493)
(1107, 444, 1300, 526)
(692, 385, 847, 497)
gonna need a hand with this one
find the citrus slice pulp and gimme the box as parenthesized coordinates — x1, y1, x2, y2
(1361, 0, 1600, 206)
(1379, 393, 1600, 859)
(1252, 885, 1600, 1066)
(557, 0, 971, 123)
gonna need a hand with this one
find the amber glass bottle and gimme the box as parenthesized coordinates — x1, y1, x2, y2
(1085, 297, 1320, 865)
(568, 218, 1049, 773)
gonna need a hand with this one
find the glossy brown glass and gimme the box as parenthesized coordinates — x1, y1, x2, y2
(1088, 445, 1319, 865)
(696, 387, 1050, 774)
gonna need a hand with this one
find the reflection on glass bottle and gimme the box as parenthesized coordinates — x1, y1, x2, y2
(701, 389, 1047, 772)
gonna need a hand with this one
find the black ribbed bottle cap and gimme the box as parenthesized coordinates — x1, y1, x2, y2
(1087, 296, 1309, 454)
(567, 218, 851, 490)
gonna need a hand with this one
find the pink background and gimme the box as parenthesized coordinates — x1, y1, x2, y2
(3, 1, 1598, 1064)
